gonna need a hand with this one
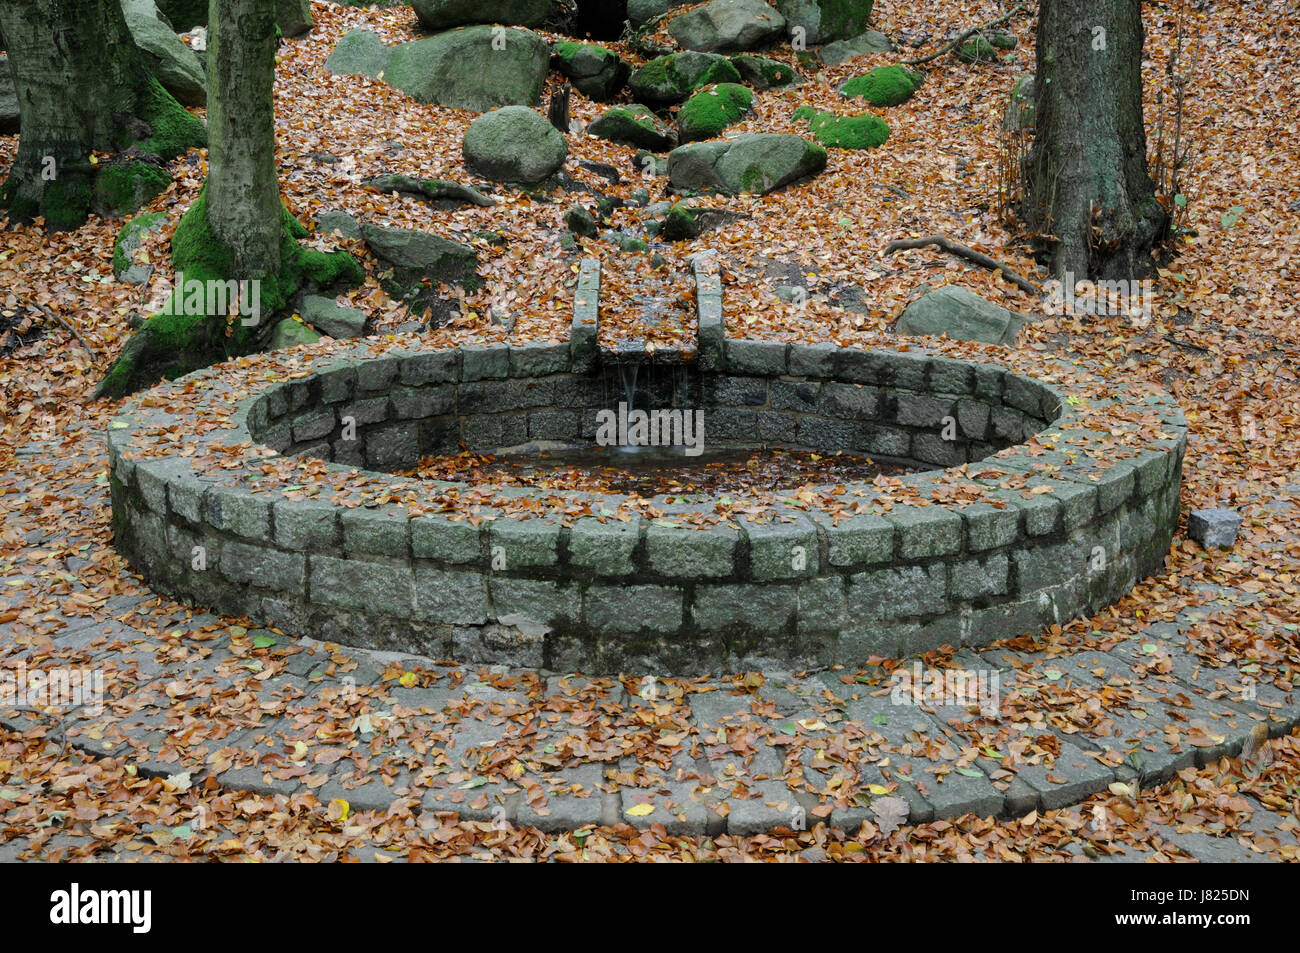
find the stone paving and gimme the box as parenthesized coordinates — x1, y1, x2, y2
(3, 430, 1298, 861)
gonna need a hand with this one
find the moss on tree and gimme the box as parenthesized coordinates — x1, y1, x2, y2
(96, 188, 363, 399)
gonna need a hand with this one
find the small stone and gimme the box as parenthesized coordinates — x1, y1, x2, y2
(1187, 509, 1241, 549)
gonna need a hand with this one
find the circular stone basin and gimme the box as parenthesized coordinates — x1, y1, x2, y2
(108, 334, 1186, 675)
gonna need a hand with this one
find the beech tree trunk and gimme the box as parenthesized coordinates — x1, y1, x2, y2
(1025, 0, 1167, 281)
(206, 0, 282, 281)
(0, 0, 203, 229)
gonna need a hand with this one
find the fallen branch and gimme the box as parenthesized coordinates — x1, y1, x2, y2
(901, 4, 1027, 66)
(884, 234, 1040, 295)
(363, 174, 498, 207)
(23, 298, 98, 359)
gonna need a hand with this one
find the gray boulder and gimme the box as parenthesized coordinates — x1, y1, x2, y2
(629, 50, 743, 105)
(818, 30, 894, 66)
(112, 212, 167, 284)
(775, 0, 875, 44)
(122, 0, 207, 106)
(386, 26, 549, 112)
(668, 133, 827, 195)
(668, 0, 787, 53)
(411, 0, 551, 30)
(552, 42, 630, 100)
(588, 105, 676, 151)
(0, 55, 18, 134)
(462, 106, 567, 184)
(1002, 75, 1035, 131)
(270, 318, 322, 350)
(315, 209, 362, 240)
(325, 29, 393, 79)
(361, 224, 479, 317)
(895, 286, 1025, 345)
(300, 295, 368, 339)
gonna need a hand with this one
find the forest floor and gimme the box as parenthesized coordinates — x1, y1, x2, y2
(1, 0, 1298, 861)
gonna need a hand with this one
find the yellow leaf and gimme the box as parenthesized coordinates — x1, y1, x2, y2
(867, 784, 890, 796)
(625, 802, 655, 817)
(329, 798, 350, 822)
(399, 671, 417, 688)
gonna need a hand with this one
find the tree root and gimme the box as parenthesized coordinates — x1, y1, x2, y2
(23, 298, 97, 360)
(884, 234, 1041, 295)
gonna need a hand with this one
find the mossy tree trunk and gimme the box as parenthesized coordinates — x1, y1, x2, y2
(1024, 0, 1167, 282)
(96, 0, 363, 399)
(0, 0, 204, 230)
(207, 0, 283, 283)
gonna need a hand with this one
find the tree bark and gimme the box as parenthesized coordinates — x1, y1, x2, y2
(1024, 0, 1167, 282)
(206, 0, 282, 281)
(0, 0, 204, 230)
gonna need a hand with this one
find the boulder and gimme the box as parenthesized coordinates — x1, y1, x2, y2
(93, 160, 172, 218)
(668, 133, 826, 195)
(121, 0, 207, 106)
(276, 0, 313, 37)
(325, 29, 393, 79)
(300, 295, 368, 339)
(588, 105, 677, 151)
(775, 0, 875, 44)
(270, 317, 322, 349)
(677, 83, 754, 142)
(818, 30, 893, 66)
(551, 41, 630, 101)
(386, 26, 549, 112)
(463, 106, 567, 184)
(315, 209, 362, 240)
(729, 53, 798, 88)
(792, 105, 887, 149)
(1002, 75, 1035, 131)
(411, 0, 551, 30)
(839, 64, 921, 106)
(895, 286, 1025, 345)
(361, 223, 479, 317)
(956, 35, 999, 64)
(629, 50, 743, 105)
(668, 0, 787, 53)
(112, 212, 168, 284)
(0, 55, 18, 135)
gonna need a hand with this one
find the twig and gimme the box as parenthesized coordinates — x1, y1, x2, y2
(901, 4, 1027, 66)
(22, 298, 97, 359)
(884, 234, 1040, 295)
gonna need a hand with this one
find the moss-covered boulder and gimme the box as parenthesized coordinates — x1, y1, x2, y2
(792, 105, 887, 149)
(668, 0, 787, 53)
(677, 83, 754, 143)
(325, 29, 393, 79)
(112, 212, 168, 284)
(411, 0, 551, 30)
(839, 64, 921, 106)
(92, 160, 172, 219)
(775, 0, 874, 44)
(588, 105, 677, 151)
(462, 106, 567, 184)
(551, 41, 630, 101)
(299, 295, 367, 338)
(270, 316, 323, 349)
(668, 133, 827, 195)
(956, 35, 999, 64)
(729, 53, 798, 89)
(386, 26, 549, 112)
(122, 0, 208, 106)
(629, 51, 743, 105)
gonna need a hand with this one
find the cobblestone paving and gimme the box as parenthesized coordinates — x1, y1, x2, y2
(2, 430, 1298, 861)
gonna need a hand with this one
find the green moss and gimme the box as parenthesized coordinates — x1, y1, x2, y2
(42, 177, 94, 232)
(677, 83, 754, 142)
(839, 65, 922, 107)
(818, 0, 875, 40)
(553, 40, 583, 63)
(663, 203, 699, 241)
(956, 36, 999, 64)
(635, 52, 743, 101)
(134, 77, 208, 158)
(794, 106, 889, 150)
(93, 162, 172, 219)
